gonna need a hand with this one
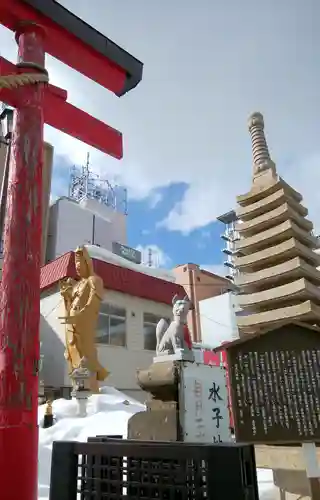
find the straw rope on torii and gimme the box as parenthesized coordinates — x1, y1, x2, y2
(0, 71, 48, 90)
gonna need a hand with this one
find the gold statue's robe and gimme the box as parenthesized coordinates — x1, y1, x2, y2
(60, 247, 109, 393)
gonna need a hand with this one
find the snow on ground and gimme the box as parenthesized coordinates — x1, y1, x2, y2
(38, 386, 276, 499)
(38, 386, 144, 500)
(258, 469, 277, 499)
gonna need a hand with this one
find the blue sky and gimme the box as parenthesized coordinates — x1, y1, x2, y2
(127, 186, 224, 269)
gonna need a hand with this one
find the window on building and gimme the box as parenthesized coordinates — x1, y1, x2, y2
(96, 303, 126, 347)
(143, 312, 170, 351)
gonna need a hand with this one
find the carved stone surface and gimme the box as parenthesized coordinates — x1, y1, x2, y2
(136, 360, 179, 401)
(70, 357, 92, 395)
(127, 403, 178, 441)
(153, 349, 194, 364)
(130, 297, 197, 442)
(70, 357, 92, 417)
(156, 294, 194, 357)
(248, 111, 276, 176)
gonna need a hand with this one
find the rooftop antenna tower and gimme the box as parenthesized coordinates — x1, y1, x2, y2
(69, 152, 128, 215)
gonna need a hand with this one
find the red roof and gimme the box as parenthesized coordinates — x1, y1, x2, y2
(40, 252, 185, 305)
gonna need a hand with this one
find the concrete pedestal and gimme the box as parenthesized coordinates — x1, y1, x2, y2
(255, 445, 320, 499)
(128, 359, 180, 441)
(70, 361, 92, 418)
(72, 391, 91, 417)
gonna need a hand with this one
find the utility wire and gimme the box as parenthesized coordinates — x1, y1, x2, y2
(197, 311, 234, 330)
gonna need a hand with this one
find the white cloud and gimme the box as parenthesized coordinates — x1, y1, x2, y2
(2, 0, 320, 233)
(136, 244, 172, 268)
(148, 191, 163, 209)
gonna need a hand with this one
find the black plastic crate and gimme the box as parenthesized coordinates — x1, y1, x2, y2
(49, 439, 259, 500)
(84, 436, 123, 498)
(87, 436, 180, 499)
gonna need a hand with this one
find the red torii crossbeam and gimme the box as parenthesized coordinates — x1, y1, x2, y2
(0, 2, 143, 499)
(0, 56, 123, 158)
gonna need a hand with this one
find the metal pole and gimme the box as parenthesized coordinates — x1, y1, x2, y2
(0, 23, 46, 500)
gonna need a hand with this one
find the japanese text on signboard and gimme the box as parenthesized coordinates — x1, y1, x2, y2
(231, 348, 320, 443)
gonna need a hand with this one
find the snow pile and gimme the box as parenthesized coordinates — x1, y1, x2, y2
(38, 386, 144, 500)
(258, 469, 277, 499)
(38, 386, 276, 499)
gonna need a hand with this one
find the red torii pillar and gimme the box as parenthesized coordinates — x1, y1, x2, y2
(0, 23, 46, 500)
(0, 2, 143, 499)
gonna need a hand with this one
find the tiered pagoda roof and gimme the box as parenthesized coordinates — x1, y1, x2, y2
(234, 112, 320, 333)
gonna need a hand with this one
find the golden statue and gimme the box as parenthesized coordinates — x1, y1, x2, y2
(59, 246, 109, 393)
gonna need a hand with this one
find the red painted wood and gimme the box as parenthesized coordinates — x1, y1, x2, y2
(44, 95, 123, 159)
(0, 24, 45, 500)
(0, 56, 123, 158)
(0, 0, 127, 94)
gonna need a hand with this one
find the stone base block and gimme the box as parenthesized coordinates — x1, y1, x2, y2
(127, 400, 178, 441)
(273, 469, 313, 499)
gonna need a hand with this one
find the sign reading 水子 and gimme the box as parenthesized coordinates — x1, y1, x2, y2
(179, 363, 232, 444)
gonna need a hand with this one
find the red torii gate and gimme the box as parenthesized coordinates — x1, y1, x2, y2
(0, 1, 143, 499)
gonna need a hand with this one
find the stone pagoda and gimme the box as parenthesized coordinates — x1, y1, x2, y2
(234, 112, 320, 334)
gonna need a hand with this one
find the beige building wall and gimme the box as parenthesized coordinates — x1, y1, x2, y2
(40, 287, 173, 403)
(0, 141, 54, 266)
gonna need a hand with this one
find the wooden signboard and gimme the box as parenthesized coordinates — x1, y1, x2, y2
(223, 323, 320, 444)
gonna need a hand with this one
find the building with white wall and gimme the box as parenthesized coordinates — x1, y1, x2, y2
(40, 246, 184, 402)
(199, 292, 240, 347)
(173, 264, 234, 340)
(46, 197, 127, 262)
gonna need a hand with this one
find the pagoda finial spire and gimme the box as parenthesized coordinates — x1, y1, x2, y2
(248, 112, 276, 178)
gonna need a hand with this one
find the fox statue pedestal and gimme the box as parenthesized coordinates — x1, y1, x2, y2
(128, 293, 233, 443)
(128, 294, 196, 441)
(128, 349, 232, 445)
(128, 353, 190, 441)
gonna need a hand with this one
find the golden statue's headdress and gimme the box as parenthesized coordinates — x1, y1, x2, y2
(74, 245, 94, 276)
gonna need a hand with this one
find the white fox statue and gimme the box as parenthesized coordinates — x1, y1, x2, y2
(156, 294, 193, 356)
